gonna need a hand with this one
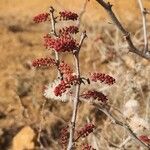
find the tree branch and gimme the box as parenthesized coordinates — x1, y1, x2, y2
(67, 32, 87, 150)
(49, 7, 62, 79)
(50, 7, 57, 37)
(96, 0, 150, 60)
(137, 0, 148, 52)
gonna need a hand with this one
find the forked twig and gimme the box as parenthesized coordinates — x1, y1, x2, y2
(96, 0, 150, 60)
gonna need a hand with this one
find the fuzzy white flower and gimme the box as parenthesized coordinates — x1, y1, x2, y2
(123, 99, 139, 118)
(43, 80, 72, 102)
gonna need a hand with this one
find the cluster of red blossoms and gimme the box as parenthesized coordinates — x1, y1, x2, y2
(44, 34, 78, 52)
(82, 143, 96, 150)
(59, 61, 73, 78)
(33, 13, 49, 23)
(81, 90, 108, 103)
(77, 123, 95, 138)
(54, 61, 79, 96)
(90, 72, 115, 85)
(59, 26, 79, 35)
(33, 10, 78, 23)
(59, 126, 69, 147)
(59, 124, 95, 149)
(59, 11, 78, 21)
(32, 57, 56, 68)
(54, 75, 78, 96)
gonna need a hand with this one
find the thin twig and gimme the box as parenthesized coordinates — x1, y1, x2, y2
(67, 32, 87, 150)
(137, 0, 148, 52)
(78, 31, 87, 51)
(95, 0, 150, 60)
(77, 0, 89, 28)
(49, 7, 62, 79)
(94, 103, 150, 149)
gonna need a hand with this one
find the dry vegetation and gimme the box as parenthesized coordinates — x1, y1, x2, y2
(0, 0, 150, 150)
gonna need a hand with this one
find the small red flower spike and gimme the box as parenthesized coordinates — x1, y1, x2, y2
(81, 90, 108, 103)
(59, 26, 79, 35)
(44, 34, 78, 52)
(59, 126, 69, 147)
(82, 143, 96, 150)
(32, 57, 56, 68)
(77, 123, 95, 138)
(90, 72, 115, 85)
(59, 11, 78, 21)
(54, 75, 78, 96)
(33, 13, 49, 23)
(139, 135, 150, 144)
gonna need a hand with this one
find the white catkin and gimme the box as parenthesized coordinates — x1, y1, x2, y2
(123, 99, 140, 118)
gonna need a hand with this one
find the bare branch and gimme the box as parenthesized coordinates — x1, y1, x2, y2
(137, 0, 148, 52)
(49, 7, 57, 36)
(94, 103, 150, 149)
(96, 0, 150, 60)
(78, 31, 87, 51)
(119, 136, 131, 148)
(67, 32, 87, 150)
(49, 7, 62, 79)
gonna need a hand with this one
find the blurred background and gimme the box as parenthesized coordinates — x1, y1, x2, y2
(0, 0, 150, 150)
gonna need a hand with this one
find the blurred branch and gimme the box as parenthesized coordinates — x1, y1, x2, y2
(94, 103, 150, 149)
(137, 0, 148, 53)
(77, 0, 89, 27)
(119, 136, 131, 148)
(37, 99, 47, 149)
(96, 0, 150, 60)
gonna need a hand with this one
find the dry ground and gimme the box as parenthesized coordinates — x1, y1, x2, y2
(0, 0, 150, 150)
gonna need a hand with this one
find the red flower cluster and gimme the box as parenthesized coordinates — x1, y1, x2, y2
(77, 123, 95, 138)
(59, 126, 69, 147)
(59, 26, 79, 35)
(82, 143, 96, 150)
(44, 34, 78, 52)
(139, 135, 150, 144)
(32, 57, 56, 68)
(33, 13, 49, 23)
(59, 11, 78, 21)
(90, 72, 115, 85)
(54, 75, 78, 96)
(59, 61, 73, 78)
(81, 90, 108, 103)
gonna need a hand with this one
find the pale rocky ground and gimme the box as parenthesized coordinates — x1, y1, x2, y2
(0, 0, 150, 150)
